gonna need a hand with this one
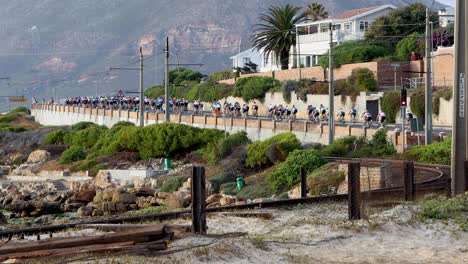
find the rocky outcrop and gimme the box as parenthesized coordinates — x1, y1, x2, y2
(27, 150, 51, 163)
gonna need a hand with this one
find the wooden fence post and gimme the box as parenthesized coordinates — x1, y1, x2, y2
(191, 166, 206, 234)
(404, 161, 415, 201)
(348, 162, 361, 220)
(301, 167, 307, 198)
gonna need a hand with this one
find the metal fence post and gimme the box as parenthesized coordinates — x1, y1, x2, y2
(404, 161, 415, 201)
(348, 162, 361, 220)
(301, 167, 307, 198)
(191, 166, 206, 234)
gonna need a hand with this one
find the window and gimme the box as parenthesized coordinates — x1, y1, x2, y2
(344, 22, 351, 30)
(243, 57, 251, 64)
(320, 25, 329, 33)
(360, 21, 369, 32)
(305, 56, 311, 67)
(263, 55, 269, 66)
(333, 24, 341, 30)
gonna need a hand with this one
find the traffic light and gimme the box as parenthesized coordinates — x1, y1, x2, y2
(401, 88, 407, 107)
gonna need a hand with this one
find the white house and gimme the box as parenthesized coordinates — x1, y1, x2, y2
(230, 48, 262, 71)
(230, 5, 396, 72)
(295, 4, 396, 67)
(438, 7, 454, 28)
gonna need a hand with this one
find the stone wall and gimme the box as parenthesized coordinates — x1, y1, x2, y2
(31, 104, 441, 152)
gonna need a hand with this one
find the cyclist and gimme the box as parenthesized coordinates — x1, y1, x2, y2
(291, 105, 298, 121)
(337, 108, 346, 123)
(377, 110, 386, 128)
(320, 104, 328, 121)
(349, 106, 357, 123)
(406, 110, 414, 125)
(361, 110, 373, 128)
(252, 102, 259, 118)
(242, 104, 250, 118)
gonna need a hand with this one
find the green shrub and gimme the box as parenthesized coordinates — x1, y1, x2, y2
(60, 146, 87, 164)
(160, 176, 186, 192)
(433, 87, 453, 116)
(9, 106, 30, 114)
(281, 80, 298, 103)
(209, 71, 235, 81)
(186, 81, 234, 102)
(43, 129, 70, 145)
(418, 193, 467, 231)
(267, 149, 325, 193)
(209, 173, 238, 194)
(204, 131, 250, 164)
(320, 136, 357, 157)
(145, 85, 165, 98)
(0, 126, 28, 132)
(381, 91, 401, 123)
(70, 159, 98, 172)
(233, 76, 279, 102)
(0, 114, 18, 123)
(219, 182, 238, 195)
(307, 163, 346, 196)
(71, 126, 108, 149)
(396, 32, 424, 61)
(410, 89, 425, 119)
(246, 133, 301, 168)
(350, 129, 396, 157)
(405, 137, 451, 165)
(347, 68, 377, 92)
(119, 123, 223, 160)
(319, 40, 390, 68)
(71, 122, 101, 131)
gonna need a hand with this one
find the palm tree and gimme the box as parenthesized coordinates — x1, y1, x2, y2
(252, 5, 306, 70)
(304, 2, 329, 21)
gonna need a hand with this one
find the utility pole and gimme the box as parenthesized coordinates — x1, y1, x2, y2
(425, 8, 433, 145)
(164, 37, 170, 123)
(296, 26, 302, 82)
(451, 0, 468, 195)
(139, 47, 144, 127)
(328, 22, 334, 145)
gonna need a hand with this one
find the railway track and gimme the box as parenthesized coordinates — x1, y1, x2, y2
(0, 158, 450, 240)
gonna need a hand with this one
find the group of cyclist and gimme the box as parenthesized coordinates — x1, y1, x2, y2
(57, 96, 415, 128)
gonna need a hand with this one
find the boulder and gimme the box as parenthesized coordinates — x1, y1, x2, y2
(77, 206, 93, 217)
(235, 201, 247, 206)
(5, 200, 30, 213)
(220, 197, 235, 206)
(206, 194, 223, 204)
(115, 203, 128, 212)
(101, 202, 116, 214)
(156, 194, 184, 208)
(33, 215, 55, 224)
(207, 202, 221, 208)
(0, 212, 7, 225)
(69, 190, 96, 203)
(129, 204, 138, 211)
(27, 150, 51, 163)
(92, 209, 104, 217)
(64, 202, 85, 212)
(95, 171, 112, 189)
(156, 192, 172, 199)
(112, 192, 137, 204)
(102, 189, 116, 202)
(130, 188, 156, 197)
(45, 194, 62, 203)
(93, 191, 104, 204)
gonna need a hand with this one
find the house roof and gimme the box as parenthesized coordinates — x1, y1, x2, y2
(296, 4, 396, 27)
(331, 5, 384, 19)
(230, 47, 258, 59)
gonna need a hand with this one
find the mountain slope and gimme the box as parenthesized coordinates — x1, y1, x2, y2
(0, 0, 444, 110)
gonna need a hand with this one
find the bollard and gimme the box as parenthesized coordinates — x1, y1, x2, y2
(301, 167, 307, 198)
(348, 162, 361, 220)
(191, 166, 207, 234)
(403, 161, 415, 201)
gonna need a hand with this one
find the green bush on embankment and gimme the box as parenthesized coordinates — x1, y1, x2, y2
(45, 122, 225, 164)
